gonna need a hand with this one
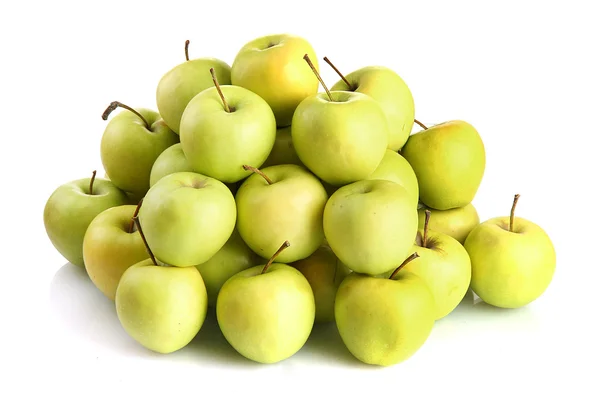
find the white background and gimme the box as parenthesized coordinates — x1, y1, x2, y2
(1, 0, 599, 399)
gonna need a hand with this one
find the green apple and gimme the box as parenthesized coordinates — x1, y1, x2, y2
(366, 149, 419, 207)
(138, 171, 237, 267)
(44, 171, 128, 267)
(156, 40, 231, 133)
(195, 229, 260, 307)
(292, 244, 351, 323)
(231, 33, 319, 127)
(125, 191, 145, 206)
(100, 102, 179, 194)
(400, 210, 472, 320)
(418, 203, 480, 244)
(323, 179, 418, 276)
(328, 59, 415, 151)
(464, 194, 556, 308)
(261, 126, 303, 168)
(82, 204, 148, 300)
(401, 120, 485, 210)
(149, 143, 193, 187)
(116, 258, 208, 354)
(236, 164, 328, 263)
(180, 72, 276, 183)
(335, 253, 435, 366)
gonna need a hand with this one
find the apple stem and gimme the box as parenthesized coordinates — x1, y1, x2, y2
(242, 165, 273, 184)
(303, 54, 332, 101)
(509, 194, 521, 232)
(323, 56, 352, 89)
(128, 198, 143, 234)
(261, 241, 291, 274)
(210, 67, 231, 113)
(389, 252, 420, 280)
(102, 101, 150, 130)
(422, 209, 431, 248)
(185, 39, 190, 61)
(133, 215, 158, 266)
(88, 170, 97, 195)
(414, 119, 428, 130)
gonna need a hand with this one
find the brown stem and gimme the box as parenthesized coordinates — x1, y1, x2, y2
(422, 209, 431, 248)
(128, 198, 143, 234)
(389, 252, 420, 280)
(88, 170, 97, 195)
(133, 216, 158, 266)
(261, 241, 291, 274)
(242, 165, 273, 184)
(414, 119, 428, 130)
(323, 56, 352, 89)
(185, 40, 190, 61)
(303, 54, 332, 101)
(102, 101, 150, 129)
(210, 67, 231, 113)
(509, 194, 521, 232)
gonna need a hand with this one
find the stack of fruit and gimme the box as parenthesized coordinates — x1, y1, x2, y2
(43, 33, 556, 366)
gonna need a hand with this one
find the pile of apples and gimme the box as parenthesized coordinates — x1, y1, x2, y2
(43, 33, 557, 366)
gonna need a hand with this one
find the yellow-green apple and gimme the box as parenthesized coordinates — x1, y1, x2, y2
(418, 203, 480, 244)
(261, 126, 303, 168)
(149, 143, 193, 187)
(366, 149, 419, 207)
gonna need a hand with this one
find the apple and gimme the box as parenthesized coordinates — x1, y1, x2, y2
(137, 171, 237, 267)
(366, 149, 419, 207)
(464, 194, 556, 308)
(179, 69, 276, 183)
(44, 170, 128, 267)
(235, 164, 328, 263)
(335, 253, 436, 366)
(261, 126, 303, 168)
(231, 33, 319, 127)
(323, 179, 418, 276)
(156, 39, 231, 133)
(149, 143, 192, 187)
(216, 241, 315, 363)
(100, 101, 179, 194)
(418, 203, 480, 244)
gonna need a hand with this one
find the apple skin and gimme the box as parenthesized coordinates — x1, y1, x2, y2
(291, 91, 389, 187)
(367, 149, 419, 207)
(115, 259, 208, 354)
(180, 85, 277, 183)
(149, 143, 192, 187)
(292, 245, 351, 323)
(401, 120, 486, 210)
(216, 264, 315, 364)
(464, 216, 556, 309)
(195, 229, 260, 307)
(156, 57, 231, 134)
(261, 126, 303, 168)
(331, 66, 414, 151)
(138, 172, 237, 267)
(418, 203, 480, 244)
(231, 33, 319, 127)
(323, 179, 418, 276)
(82, 205, 149, 300)
(44, 176, 128, 267)
(235, 164, 329, 263)
(335, 270, 436, 366)
(101, 108, 179, 194)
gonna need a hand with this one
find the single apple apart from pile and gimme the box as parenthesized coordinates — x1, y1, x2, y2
(335, 253, 436, 366)
(464, 194, 556, 309)
(418, 203, 480, 244)
(179, 68, 276, 183)
(156, 39, 231, 134)
(216, 241, 315, 364)
(366, 148, 419, 208)
(44, 170, 128, 267)
(291, 55, 388, 186)
(231, 33, 319, 127)
(115, 216, 207, 354)
(401, 120, 485, 210)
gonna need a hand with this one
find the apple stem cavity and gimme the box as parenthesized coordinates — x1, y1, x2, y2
(414, 119, 428, 130)
(261, 241, 291, 274)
(128, 198, 143, 234)
(422, 209, 431, 248)
(323, 56, 352, 89)
(102, 101, 150, 130)
(303, 54, 333, 101)
(185, 39, 190, 61)
(89, 170, 97, 195)
(389, 252, 420, 280)
(242, 165, 273, 184)
(133, 215, 158, 266)
(509, 194, 521, 232)
(210, 67, 232, 113)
